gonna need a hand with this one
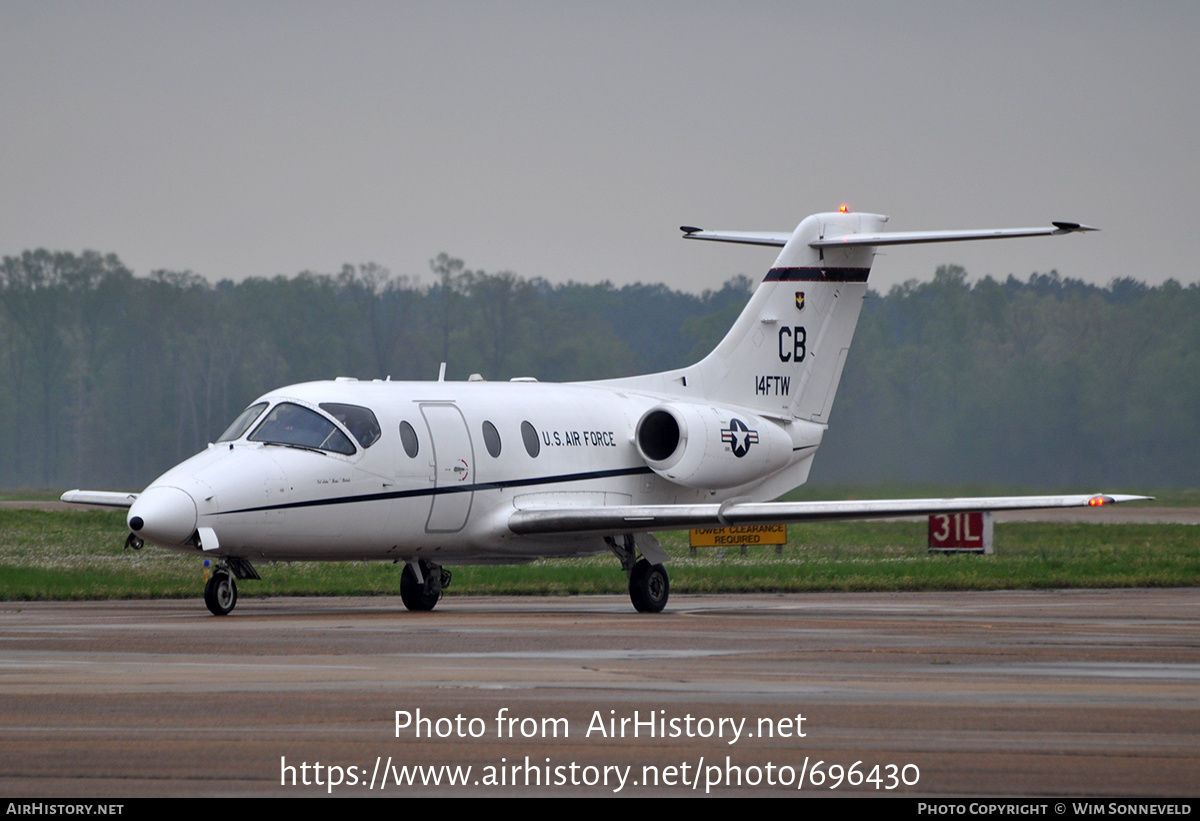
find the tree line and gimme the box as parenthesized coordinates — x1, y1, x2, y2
(0, 250, 1194, 491)
(824, 267, 1199, 489)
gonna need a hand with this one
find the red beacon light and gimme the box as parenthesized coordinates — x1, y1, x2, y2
(839, 204, 849, 213)
(1087, 495, 1113, 506)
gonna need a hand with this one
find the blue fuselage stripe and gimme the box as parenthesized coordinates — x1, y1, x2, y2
(222, 466, 654, 515)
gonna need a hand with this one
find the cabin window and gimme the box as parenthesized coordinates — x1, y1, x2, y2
(482, 421, 501, 458)
(216, 402, 268, 443)
(399, 421, 419, 458)
(249, 402, 356, 455)
(520, 421, 540, 457)
(320, 403, 381, 449)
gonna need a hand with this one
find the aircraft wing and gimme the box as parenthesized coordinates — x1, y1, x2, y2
(60, 490, 139, 508)
(508, 493, 1149, 536)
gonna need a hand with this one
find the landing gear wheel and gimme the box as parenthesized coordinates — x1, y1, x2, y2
(204, 571, 237, 616)
(400, 561, 441, 612)
(629, 559, 669, 613)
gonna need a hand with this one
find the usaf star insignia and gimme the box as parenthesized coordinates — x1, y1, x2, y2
(720, 418, 760, 458)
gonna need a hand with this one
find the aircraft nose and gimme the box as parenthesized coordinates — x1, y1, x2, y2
(127, 486, 198, 546)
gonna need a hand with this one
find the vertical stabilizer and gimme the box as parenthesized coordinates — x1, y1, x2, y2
(684, 211, 886, 424)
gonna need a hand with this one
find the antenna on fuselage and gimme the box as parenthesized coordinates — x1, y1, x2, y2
(437, 362, 447, 382)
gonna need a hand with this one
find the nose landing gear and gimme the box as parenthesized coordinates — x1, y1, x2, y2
(204, 571, 237, 616)
(202, 558, 259, 616)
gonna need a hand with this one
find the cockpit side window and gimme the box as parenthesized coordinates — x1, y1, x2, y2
(399, 421, 419, 458)
(249, 402, 356, 455)
(216, 402, 268, 443)
(319, 403, 382, 449)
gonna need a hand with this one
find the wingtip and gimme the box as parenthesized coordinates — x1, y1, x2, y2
(1052, 221, 1100, 234)
(1088, 493, 1154, 506)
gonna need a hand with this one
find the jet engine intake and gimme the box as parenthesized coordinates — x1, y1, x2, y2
(634, 403, 792, 489)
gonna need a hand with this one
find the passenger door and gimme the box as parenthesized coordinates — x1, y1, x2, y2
(420, 403, 474, 533)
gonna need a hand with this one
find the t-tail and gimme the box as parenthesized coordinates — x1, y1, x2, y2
(617, 209, 1095, 423)
(686, 210, 884, 424)
(600, 209, 1094, 496)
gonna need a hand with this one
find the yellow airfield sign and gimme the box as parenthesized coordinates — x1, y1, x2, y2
(689, 524, 787, 547)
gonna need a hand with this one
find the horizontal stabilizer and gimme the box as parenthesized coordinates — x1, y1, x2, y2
(509, 493, 1149, 536)
(60, 490, 139, 508)
(680, 227, 791, 247)
(809, 223, 1098, 248)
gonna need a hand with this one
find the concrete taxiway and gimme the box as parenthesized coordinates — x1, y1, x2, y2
(1, 589, 1197, 796)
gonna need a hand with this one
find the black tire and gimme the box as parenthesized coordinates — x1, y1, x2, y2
(400, 562, 440, 612)
(629, 559, 669, 613)
(204, 571, 237, 616)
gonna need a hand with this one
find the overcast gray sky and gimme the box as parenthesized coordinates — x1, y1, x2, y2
(2, 1, 1196, 293)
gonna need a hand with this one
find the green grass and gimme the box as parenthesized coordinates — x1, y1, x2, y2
(0, 509, 1196, 601)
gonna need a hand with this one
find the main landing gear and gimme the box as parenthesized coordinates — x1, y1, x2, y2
(400, 559, 451, 612)
(607, 534, 670, 613)
(203, 558, 260, 616)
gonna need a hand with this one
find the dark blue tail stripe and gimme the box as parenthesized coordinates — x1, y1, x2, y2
(764, 267, 870, 282)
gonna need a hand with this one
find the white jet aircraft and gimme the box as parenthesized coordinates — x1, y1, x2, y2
(63, 208, 1147, 615)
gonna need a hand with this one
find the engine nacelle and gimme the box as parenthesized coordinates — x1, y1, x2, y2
(634, 403, 794, 489)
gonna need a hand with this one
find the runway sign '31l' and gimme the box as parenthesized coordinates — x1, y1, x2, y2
(928, 512, 993, 554)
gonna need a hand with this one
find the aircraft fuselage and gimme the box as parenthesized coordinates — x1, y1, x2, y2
(130, 378, 812, 564)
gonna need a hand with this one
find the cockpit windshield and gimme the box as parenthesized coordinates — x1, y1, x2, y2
(319, 403, 381, 449)
(216, 402, 268, 443)
(248, 402, 356, 455)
